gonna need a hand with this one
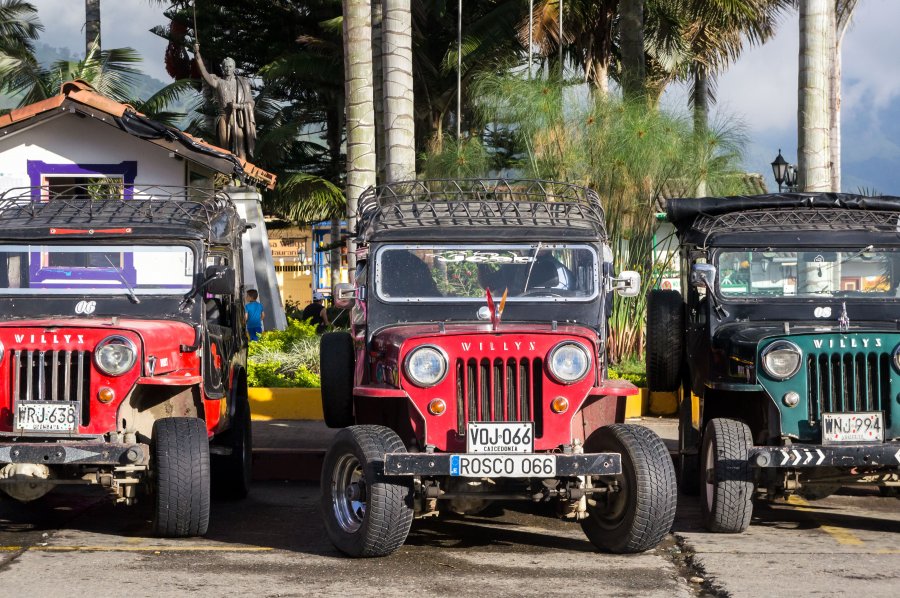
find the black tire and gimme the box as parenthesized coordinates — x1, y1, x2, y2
(581, 424, 677, 553)
(321, 332, 355, 428)
(678, 388, 700, 495)
(212, 391, 253, 499)
(646, 290, 684, 392)
(321, 425, 414, 557)
(152, 417, 211, 537)
(700, 418, 754, 533)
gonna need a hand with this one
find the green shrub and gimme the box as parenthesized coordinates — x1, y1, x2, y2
(248, 318, 322, 387)
(608, 359, 647, 388)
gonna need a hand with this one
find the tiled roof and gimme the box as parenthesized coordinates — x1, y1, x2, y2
(0, 80, 276, 190)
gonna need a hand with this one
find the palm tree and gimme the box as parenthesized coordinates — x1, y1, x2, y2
(85, 0, 100, 55)
(798, 0, 831, 191)
(342, 0, 376, 280)
(619, 0, 646, 100)
(382, 0, 415, 182)
(830, 0, 858, 192)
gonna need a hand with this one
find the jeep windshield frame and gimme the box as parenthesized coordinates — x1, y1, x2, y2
(715, 246, 900, 301)
(373, 243, 600, 303)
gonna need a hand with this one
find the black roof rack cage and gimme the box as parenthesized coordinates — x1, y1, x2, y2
(694, 208, 900, 248)
(0, 185, 237, 237)
(356, 179, 607, 240)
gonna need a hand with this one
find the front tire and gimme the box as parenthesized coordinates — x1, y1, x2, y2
(700, 418, 754, 533)
(152, 417, 211, 537)
(320, 332, 355, 428)
(321, 425, 414, 557)
(212, 392, 253, 499)
(581, 424, 677, 553)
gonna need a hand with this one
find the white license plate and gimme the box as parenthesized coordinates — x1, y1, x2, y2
(822, 412, 884, 444)
(15, 402, 78, 432)
(466, 422, 533, 453)
(450, 454, 556, 477)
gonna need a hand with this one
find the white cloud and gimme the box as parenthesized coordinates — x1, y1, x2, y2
(31, 0, 169, 81)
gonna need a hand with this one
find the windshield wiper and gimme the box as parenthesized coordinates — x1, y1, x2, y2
(104, 256, 140, 304)
(522, 241, 543, 293)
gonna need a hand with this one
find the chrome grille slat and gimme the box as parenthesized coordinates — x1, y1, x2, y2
(10, 349, 89, 428)
(455, 355, 544, 435)
(806, 350, 891, 426)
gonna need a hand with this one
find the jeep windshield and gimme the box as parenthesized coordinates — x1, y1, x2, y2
(0, 244, 194, 296)
(375, 244, 598, 302)
(718, 248, 898, 298)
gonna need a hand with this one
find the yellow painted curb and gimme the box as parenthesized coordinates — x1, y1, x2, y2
(249, 387, 323, 421)
(648, 391, 679, 416)
(625, 389, 650, 419)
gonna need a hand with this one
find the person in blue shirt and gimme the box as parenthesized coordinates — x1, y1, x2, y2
(245, 289, 265, 341)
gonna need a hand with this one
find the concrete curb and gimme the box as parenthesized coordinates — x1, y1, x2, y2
(249, 386, 678, 423)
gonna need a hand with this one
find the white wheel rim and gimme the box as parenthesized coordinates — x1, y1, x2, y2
(704, 437, 715, 508)
(332, 453, 366, 533)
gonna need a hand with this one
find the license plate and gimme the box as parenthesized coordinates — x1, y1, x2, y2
(450, 454, 556, 477)
(15, 402, 78, 432)
(466, 422, 533, 453)
(822, 412, 884, 444)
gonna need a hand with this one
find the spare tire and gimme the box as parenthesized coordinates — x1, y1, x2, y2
(646, 289, 684, 392)
(321, 331, 356, 428)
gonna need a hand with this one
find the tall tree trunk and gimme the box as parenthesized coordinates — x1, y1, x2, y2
(85, 0, 100, 56)
(693, 65, 709, 196)
(382, 0, 416, 182)
(371, 0, 386, 183)
(830, 1, 859, 193)
(798, 0, 832, 191)
(343, 0, 377, 281)
(618, 0, 645, 101)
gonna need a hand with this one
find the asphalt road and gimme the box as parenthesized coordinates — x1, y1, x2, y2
(0, 481, 898, 598)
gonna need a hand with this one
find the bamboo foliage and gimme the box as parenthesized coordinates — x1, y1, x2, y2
(442, 74, 747, 360)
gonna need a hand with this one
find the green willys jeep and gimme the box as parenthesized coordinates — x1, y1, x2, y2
(649, 193, 900, 532)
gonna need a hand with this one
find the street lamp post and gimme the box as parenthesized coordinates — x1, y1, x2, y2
(784, 164, 798, 192)
(771, 149, 789, 193)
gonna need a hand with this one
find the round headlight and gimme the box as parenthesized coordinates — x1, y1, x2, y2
(94, 335, 137, 376)
(404, 346, 448, 387)
(547, 342, 591, 384)
(893, 344, 900, 373)
(761, 341, 802, 380)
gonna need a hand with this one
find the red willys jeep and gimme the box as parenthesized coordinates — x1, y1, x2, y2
(319, 179, 677, 556)
(0, 186, 252, 537)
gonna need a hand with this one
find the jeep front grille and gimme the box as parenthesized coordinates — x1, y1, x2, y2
(455, 357, 544, 437)
(806, 352, 891, 424)
(11, 349, 91, 423)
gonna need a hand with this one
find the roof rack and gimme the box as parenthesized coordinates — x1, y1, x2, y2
(0, 185, 238, 239)
(694, 208, 900, 247)
(357, 179, 606, 241)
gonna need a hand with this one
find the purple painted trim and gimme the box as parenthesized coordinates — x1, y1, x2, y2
(29, 251, 137, 286)
(26, 160, 138, 200)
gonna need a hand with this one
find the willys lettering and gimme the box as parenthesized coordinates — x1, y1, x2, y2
(812, 337, 882, 349)
(460, 341, 538, 352)
(13, 333, 85, 344)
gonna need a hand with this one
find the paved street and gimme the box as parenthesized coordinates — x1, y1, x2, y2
(0, 476, 898, 597)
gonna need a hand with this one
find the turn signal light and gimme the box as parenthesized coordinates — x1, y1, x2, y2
(97, 387, 116, 404)
(550, 396, 569, 414)
(427, 399, 446, 416)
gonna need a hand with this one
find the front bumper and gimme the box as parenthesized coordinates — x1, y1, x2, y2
(384, 452, 622, 476)
(0, 442, 149, 466)
(750, 442, 900, 469)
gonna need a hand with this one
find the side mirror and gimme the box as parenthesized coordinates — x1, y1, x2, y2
(204, 265, 235, 295)
(690, 263, 716, 289)
(333, 282, 356, 309)
(613, 270, 641, 297)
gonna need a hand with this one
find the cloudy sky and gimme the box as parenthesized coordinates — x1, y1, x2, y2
(26, 0, 900, 194)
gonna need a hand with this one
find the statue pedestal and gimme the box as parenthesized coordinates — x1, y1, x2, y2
(227, 185, 287, 331)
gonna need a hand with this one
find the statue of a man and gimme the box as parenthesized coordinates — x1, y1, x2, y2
(193, 43, 256, 160)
